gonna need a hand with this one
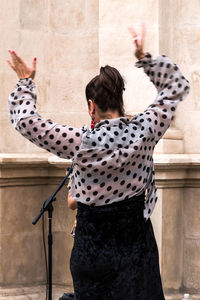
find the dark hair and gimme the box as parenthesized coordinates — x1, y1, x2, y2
(85, 65, 125, 116)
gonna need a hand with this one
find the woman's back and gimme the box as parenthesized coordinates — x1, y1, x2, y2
(71, 116, 152, 206)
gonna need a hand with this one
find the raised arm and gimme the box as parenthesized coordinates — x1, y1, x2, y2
(133, 53, 190, 144)
(129, 26, 190, 144)
(8, 51, 82, 159)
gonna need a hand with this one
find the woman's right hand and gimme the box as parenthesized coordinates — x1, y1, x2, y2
(128, 24, 145, 60)
(7, 50, 37, 80)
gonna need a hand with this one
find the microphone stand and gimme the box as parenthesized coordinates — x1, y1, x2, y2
(32, 165, 73, 300)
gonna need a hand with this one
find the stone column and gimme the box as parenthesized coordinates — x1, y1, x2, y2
(183, 186, 200, 293)
(154, 154, 200, 299)
(159, 0, 200, 154)
(158, 0, 200, 297)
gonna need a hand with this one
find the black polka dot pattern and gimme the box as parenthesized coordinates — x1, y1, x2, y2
(8, 54, 190, 219)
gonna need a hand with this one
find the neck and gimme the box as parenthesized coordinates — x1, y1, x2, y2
(98, 111, 120, 121)
(95, 111, 120, 123)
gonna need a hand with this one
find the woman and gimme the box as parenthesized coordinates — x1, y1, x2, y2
(8, 27, 190, 300)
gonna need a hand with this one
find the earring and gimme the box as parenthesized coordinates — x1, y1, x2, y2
(91, 117, 95, 130)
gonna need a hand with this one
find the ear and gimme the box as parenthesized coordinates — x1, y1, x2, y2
(88, 100, 95, 117)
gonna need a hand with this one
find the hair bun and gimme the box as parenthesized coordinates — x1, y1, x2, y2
(99, 65, 125, 94)
(86, 65, 125, 116)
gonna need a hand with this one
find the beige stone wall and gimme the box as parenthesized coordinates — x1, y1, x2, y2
(1, 154, 200, 300)
(159, 0, 200, 154)
(0, 155, 75, 299)
(183, 188, 200, 291)
(1, 0, 198, 154)
(0, 0, 99, 153)
(153, 154, 200, 298)
(99, 0, 159, 114)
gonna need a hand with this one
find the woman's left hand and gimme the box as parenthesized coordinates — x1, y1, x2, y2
(128, 23, 145, 60)
(68, 192, 78, 210)
(7, 50, 37, 80)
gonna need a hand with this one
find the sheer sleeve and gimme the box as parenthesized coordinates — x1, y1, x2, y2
(8, 78, 82, 159)
(132, 53, 190, 144)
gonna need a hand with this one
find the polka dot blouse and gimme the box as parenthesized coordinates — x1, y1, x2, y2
(8, 53, 190, 220)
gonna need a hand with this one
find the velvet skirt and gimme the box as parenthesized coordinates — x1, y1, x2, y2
(69, 194, 165, 300)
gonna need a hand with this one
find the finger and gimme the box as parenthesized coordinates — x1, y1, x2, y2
(128, 26, 140, 47)
(140, 23, 145, 47)
(137, 35, 142, 48)
(9, 50, 27, 66)
(7, 59, 16, 71)
(13, 51, 26, 64)
(135, 24, 145, 48)
(32, 57, 37, 71)
(141, 22, 146, 39)
(8, 50, 18, 64)
(128, 26, 137, 39)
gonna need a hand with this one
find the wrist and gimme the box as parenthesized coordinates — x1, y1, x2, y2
(17, 77, 35, 88)
(135, 51, 145, 60)
(135, 52, 152, 69)
(138, 53, 145, 60)
(19, 77, 30, 80)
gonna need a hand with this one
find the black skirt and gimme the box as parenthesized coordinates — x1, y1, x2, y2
(70, 194, 165, 300)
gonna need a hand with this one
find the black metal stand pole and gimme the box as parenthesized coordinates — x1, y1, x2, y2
(48, 203, 53, 300)
(32, 166, 73, 300)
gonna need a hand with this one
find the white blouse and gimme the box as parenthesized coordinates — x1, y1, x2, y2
(8, 53, 190, 220)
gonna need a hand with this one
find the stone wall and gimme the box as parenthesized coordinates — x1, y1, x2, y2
(0, 1, 200, 300)
(1, 154, 200, 300)
(153, 155, 200, 298)
(158, 0, 200, 154)
(1, 0, 199, 154)
(0, 154, 75, 299)
(0, 0, 99, 153)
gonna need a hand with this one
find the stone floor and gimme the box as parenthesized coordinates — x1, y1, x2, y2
(0, 286, 200, 300)
(166, 295, 200, 300)
(0, 285, 71, 300)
